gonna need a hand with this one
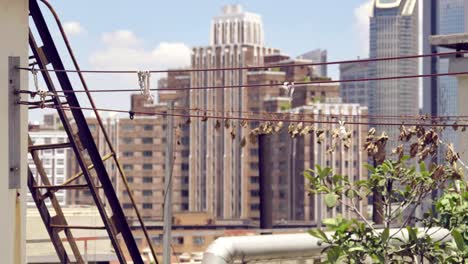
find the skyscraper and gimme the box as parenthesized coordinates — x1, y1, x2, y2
(423, 0, 467, 152)
(297, 49, 328, 78)
(369, 0, 419, 143)
(339, 60, 370, 107)
(190, 5, 280, 219)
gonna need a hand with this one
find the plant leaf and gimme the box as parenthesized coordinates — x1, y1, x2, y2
(325, 193, 338, 208)
(451, 229, 465, 251)
(381, 227, 389, 243)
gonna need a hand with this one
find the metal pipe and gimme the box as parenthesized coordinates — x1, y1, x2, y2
(163, 102, 174, 264)
(202, 228, 452, 264)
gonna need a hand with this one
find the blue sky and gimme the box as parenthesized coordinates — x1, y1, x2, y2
(31, 0, 373, 122)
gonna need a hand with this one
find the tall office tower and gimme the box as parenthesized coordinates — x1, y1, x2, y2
(339, 61, 370, 107)
(261, 97, 368, 224)
(423, 0, 467, 155)
(297, 49, 328, 78)
(28, 129, 70, 206)
(190, 5, 281, 219)
(369, 0, 419, 146)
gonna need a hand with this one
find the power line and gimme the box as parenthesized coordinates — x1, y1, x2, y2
(21, 70, 468, 94)
(28, 104, 468, 127)
(18, 50, 468, 74)
(171, 106, 468, 122)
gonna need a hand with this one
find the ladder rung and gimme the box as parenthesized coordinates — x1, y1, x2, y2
(29, 142, 72, 152)
(50, 224, 107, 230)
(62, 153, 114, 185)
(33, 184, 103, 190)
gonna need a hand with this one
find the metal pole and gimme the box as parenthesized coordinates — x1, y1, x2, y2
(84, 240, 88, 264)
(163, 102, 174, 264)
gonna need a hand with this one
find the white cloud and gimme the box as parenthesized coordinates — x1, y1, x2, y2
(101, 30, 142, 48)
(63, 21, 85, 36)
(353, 0, 373, 57)
(89, 31, 190, 71)
(85, 30, 191, 111)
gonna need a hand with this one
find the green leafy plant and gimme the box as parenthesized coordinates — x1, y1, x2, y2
(305, 126, 467, 263)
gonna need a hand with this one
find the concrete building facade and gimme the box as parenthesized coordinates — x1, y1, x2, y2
(261, 97, 368, 224)
(28, 130, 70, 206)
(189, 5, 281, 219)
(69, 71, 191, 220)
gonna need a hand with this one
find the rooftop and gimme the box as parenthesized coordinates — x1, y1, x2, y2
(430, 33, 468, 51)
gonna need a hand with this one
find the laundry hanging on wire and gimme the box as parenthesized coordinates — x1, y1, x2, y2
(137, 71, 154, 104)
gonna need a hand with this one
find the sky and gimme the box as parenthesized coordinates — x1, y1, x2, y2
(31, 0, 374, 122)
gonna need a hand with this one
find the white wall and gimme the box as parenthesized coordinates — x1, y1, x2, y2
(0, 0, 29, 263)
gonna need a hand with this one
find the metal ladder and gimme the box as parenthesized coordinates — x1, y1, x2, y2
(26, 0, 151, 263)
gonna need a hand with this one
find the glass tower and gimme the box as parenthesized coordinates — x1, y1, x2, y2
(369, 0, 419, 147)
(437, 0, 465, 148)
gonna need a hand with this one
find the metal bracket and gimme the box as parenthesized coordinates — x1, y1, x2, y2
(9, 56, 21, 189)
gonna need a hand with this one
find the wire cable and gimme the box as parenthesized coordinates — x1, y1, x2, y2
(26, 103, 468, 128)
(21, 70, 468, 94)
(171, 106, 468, 122)
(18, 50, 468, 74)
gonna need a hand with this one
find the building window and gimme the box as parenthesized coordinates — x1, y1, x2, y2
(181, 163, 189, 171)
(127, 177, 134, 183)
(56, 149, 64, 154)
(182, 176, 189, 184)
(182, 150, 190, 157)
(123, 138, 134, 144)
(143, 177, 153, 183)
(143, 125, 154, 131)
(142, 137, 153, 144)
(123, 124, 134, 131)
(143, 151, 153, 157)
(182, 203, 189, 210)
(56, 168, 64, 175)
(250, 163, 259, 170)
(181, 137, 189, 145)
(123, 151, 134, 157)
(181, 190, 189, 197)
(250, 204, 260, 210)
(193, 236, 205, 246)
(143, 164, 153, 170)
(250, 190, 260, 197)
(123, 203, 133, 209)
(123, 164, 134, 170)
(56, 159, 64, 166)
(143, 203, 153, 209)
(152, 235, 163, 245)
(143, 190, 153, 196)
(172, 236, 184, 245)
(250, 148, 258, 156)
(250, 176, 259, 184)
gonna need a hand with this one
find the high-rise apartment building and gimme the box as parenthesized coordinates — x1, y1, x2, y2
(190, 5, 281, 219)
(369, 0, 419, 144)
(28, 129, 70, 206)
(68, 71, 191, 220)
(261, 97, 368, 224)
(339, 61, 370, 107)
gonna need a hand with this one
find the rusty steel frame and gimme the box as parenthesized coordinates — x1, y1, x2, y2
(28, 0, 145, 262)
(35, 1, 160, 263)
